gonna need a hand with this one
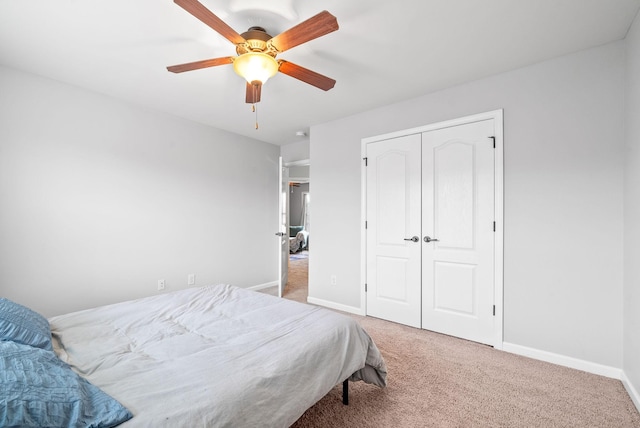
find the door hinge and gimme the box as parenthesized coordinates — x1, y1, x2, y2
(365, 283, 368, 292)
(493, 221, 496, 232)
(363, 157, 368, 166)
(493, 305, 496, 316)
(365, 221, 368, 229)
(489, 136, 496, 148)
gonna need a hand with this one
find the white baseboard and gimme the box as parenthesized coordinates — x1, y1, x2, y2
(247, 281, 278, 291)
(502, 342, 622, 380)
(622, 371, 640, 412)
(306, 296, 365, 316)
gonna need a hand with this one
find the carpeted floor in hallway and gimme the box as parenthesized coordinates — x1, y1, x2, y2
(283, 250, 309, 303)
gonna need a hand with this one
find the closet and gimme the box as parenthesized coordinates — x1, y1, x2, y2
(362, 111, 503, 346)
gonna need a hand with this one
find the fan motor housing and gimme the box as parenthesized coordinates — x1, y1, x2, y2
(236, 27, 276, 56)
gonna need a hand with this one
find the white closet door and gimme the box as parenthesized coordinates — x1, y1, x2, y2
(366, 134, 422, 328)
(421, 120, 495, 345)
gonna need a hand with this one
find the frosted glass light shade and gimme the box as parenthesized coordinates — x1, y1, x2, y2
(233, 52, 279, 84)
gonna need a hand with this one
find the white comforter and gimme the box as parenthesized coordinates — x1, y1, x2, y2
(289, 230, 309, 253)
(49, 284, 386, 427)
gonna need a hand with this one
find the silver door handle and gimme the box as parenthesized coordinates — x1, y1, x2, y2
(404, 236, 419, 242)
(275, 232, 285, 237)
(424, 236, 439, 243)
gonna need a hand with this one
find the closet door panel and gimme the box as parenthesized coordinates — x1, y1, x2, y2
(422, 119, 495, 345)
(365, 134, 422, 328)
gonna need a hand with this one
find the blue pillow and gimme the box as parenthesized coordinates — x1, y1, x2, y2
(0, 298, 52, 351)
(0, 341, 133, 427)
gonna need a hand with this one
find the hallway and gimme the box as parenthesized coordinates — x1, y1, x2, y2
(283, 251, 308, 303)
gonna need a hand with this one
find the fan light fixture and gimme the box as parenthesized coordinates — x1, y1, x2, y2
(167, 0, 338, 131)
(233, 52, 279, 85)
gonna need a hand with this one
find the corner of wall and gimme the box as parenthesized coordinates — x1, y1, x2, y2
(623, 7, 640, 414)
(622, 372, 640, 412)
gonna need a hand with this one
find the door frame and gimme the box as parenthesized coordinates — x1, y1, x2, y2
(361, 109, 504, 349)
(279, 158, 310, 298)
(278, 157, 289, 298)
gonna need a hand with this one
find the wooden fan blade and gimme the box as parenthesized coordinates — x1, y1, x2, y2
(167, 56, 234, 73)
(174, 0, 245, 45)
(278, 60, 336, 91)
(246, 82, 262, 104)
(269, 10, 338, 52)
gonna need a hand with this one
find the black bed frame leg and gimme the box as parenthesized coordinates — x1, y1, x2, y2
(342, 379, 349, 405)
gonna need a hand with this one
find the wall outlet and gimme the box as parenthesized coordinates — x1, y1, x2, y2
(157, 279, 165, 290)
(330, 275, 337, 286)
(187, 274, 195, 286)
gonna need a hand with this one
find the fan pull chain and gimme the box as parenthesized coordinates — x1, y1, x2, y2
(253, 103, 258, 130)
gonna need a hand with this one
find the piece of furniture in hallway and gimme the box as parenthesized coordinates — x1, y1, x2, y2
(289, 225, 309, 253)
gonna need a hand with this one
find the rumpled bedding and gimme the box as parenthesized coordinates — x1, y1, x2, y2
(289, 230, 309, 253)
(49, 284, 386, 428)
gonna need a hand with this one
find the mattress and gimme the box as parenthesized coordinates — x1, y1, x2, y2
(49, 284, 386, 427)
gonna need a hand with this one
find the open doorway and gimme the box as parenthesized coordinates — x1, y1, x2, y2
(284, 163, 309, 304)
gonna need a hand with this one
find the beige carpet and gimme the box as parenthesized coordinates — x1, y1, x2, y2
(282, 251, 309, 303)
(281, 253, 640, 428)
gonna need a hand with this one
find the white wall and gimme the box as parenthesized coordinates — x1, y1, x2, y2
(624, 11, 640, 406)
(0, 66, 279, 317)
(310, 42, 625, 368)
(288, 165, 309, 177)
(289, 183, 309, 227)
(280, 140, 310, 163)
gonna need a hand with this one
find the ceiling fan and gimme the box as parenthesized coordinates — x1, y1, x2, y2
(167, 0, 339, 105)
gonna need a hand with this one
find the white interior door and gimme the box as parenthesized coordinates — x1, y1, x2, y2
(277, 158, 289, 297)
(422, 120, 495, 345)
(365, 134, 422, 328)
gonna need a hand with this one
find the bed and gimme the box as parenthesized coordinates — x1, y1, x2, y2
(289, 226, 309, 253)
(1, 285, 387, 427)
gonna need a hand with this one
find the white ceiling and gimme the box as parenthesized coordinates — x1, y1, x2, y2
(1, 0, 639, 146)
